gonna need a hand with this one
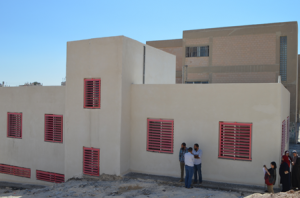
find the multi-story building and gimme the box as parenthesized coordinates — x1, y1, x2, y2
(147, 22, 298, 134)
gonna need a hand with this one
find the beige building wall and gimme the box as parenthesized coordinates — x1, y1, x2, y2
(130, 83, 290, 186)
(0, 86, 65, 185)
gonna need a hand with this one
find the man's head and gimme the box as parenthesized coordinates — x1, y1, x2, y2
(293, 150, 297, 157)
(194, 143, 199, 150)
(181, 142, 186, 149)
(188, 147, 193, 153)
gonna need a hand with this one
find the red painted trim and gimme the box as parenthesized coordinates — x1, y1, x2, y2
(218, 122, 252, 161)
(286, 116, 289, 144)
(7, 112, 22, 139)
(44, 114, 63, 143)
(83, 147, 100, 176)
(281, 120, 286, 155)
(84, 79, 101, 109)
(147, 119, 174, 154)
(36, 170, 64, 183)
(0, 164, 30, 178)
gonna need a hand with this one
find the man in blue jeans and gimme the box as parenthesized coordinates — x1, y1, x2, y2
(184, 147, 194, 189)
(193, 143, 202, 184)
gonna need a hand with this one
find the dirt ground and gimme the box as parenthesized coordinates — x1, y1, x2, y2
(0, 175, 299, 198)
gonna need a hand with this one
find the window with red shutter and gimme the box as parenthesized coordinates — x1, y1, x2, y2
(7, 112, 22, 138)
(83, 147, 100, 176)
(286, 117, 289, 144)
(45, 114, 63, 143)
(36, 170, 64, 183)
(0, 164, 30, 178)
(219, 122, 252, 161)
(147, 119, 174, 154)
(281, 120, 286, 155)
(84, 79, 101, 109)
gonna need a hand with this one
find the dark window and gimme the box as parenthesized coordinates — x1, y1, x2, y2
(280, 36, 287, 81)
(83, 147, 100, 176)
(186, 46, 209, 57)
(84, 79, 101, 109)
(7, 112, 22, 138)
(45, 114, 63, 143)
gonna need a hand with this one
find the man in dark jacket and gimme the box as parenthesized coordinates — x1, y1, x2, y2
(291, 150, 300, 190)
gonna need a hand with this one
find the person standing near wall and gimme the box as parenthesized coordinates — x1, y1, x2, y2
(291, 150, 300, 190)
(193, 143, 202, 185)
(263, 162, 277, 193)
(280, 155, 291, 192)
(184, 147, 194, 189)
(179, 143, 188, 182)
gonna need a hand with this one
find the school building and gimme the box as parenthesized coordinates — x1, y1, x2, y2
(0, 22, 296, 187)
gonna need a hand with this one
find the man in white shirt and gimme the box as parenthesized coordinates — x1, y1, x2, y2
(193, 143, 202, 184)
(184, 147, 194, 189)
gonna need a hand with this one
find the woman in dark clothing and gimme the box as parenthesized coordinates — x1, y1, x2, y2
(264, 162, 277, 193)
(280, 155, 291, 192)
(291, 150, 300, 190)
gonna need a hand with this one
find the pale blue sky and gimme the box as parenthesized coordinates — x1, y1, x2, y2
(0, 0, 299, 86)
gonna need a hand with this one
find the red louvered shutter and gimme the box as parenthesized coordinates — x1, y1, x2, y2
(147, 119, 174, 154)
(36, 170, 64, 183)
(7, 112, 22, 138)
(0, 164, 30, 178)
(83, 147, 100, 176)
(45, 114, 63, 143)
(219, 122, 252, 161)
(286, 117, 289, 144)
(84, 79, 101, 109)
(281, 120, 286, 155)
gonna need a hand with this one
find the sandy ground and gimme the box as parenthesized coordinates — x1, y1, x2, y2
(0, 175, 298, 198)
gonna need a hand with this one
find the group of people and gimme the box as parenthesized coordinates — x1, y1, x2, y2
(179, 143, 202, 189)
(264, 150, 300, 193)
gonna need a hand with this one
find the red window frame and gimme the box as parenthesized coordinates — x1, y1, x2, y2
(45, 114, 63, 143)
(147, 119, 174, 154)
(219, 122, 252, 161)
(0, 164, 30, 178)
(286, 117, 289, 144)
(84, 79, 101, 109)
(281, 120, 286, 155)
(36, 170, 64, 183)
(83, 147, 100, 176)
(7, 112, 22, 138)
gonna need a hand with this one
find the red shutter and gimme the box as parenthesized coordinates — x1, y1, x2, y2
(147, 119, 174, 154)
(36, 170, 64, 183)
(286, 117, 289, 144)
(83, 147, 100, 176)
(219, 122, 252, 161)
(0, 164, 30, 178)
(45, 114, 63, 143)
(7, 112, 22, 138)
(84, 79, 101, 109)
(281, 120, 286, 155)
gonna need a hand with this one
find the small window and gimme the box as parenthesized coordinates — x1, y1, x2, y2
(287, 117, 289, 144)
(45, 114, 63, 143)
(186, 46, 209, 57)
(0, 164, 30, 178)
(280, 36, 287, 81)
(84, 79, 101, 109)
(281, 120, 286, 155)
(219, 122, 252, 161)
(36, 170, 64, 183)
(185, 81, 208, 84)
(147, 119, 174, 154)
(83, 147, 100, 176)
(7, 112, 22, 138)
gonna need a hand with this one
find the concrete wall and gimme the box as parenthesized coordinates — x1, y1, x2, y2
(0, 86, 65, 185)
(130, 83, 290, 186)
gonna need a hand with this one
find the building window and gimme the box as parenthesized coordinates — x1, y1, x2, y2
(186, 46, 209, 57)
(7, 112, 22, 138)
(45, 114, 63, 143)
(185, 81, 208, 84)
(36, 170, 64, 183)
(280, 36, 287, 81)
(281, 120, 286, 155)
(287, 117, 289, 144)
(83, 147, 100, 176)
(84, 79, 101, 109)
(147, 119, 174, 154)
(0, 164, 30, 178)
(219, 122, 252, 161)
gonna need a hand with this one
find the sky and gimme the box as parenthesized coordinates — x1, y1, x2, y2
(0, 0, 299, 86)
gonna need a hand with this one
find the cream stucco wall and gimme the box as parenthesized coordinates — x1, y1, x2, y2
(130, 83, 290, 186)
(0, 86, 65, 185)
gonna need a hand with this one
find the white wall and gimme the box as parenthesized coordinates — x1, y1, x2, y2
(0, 86, 65, 185)
(130, 83, 290, 186)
